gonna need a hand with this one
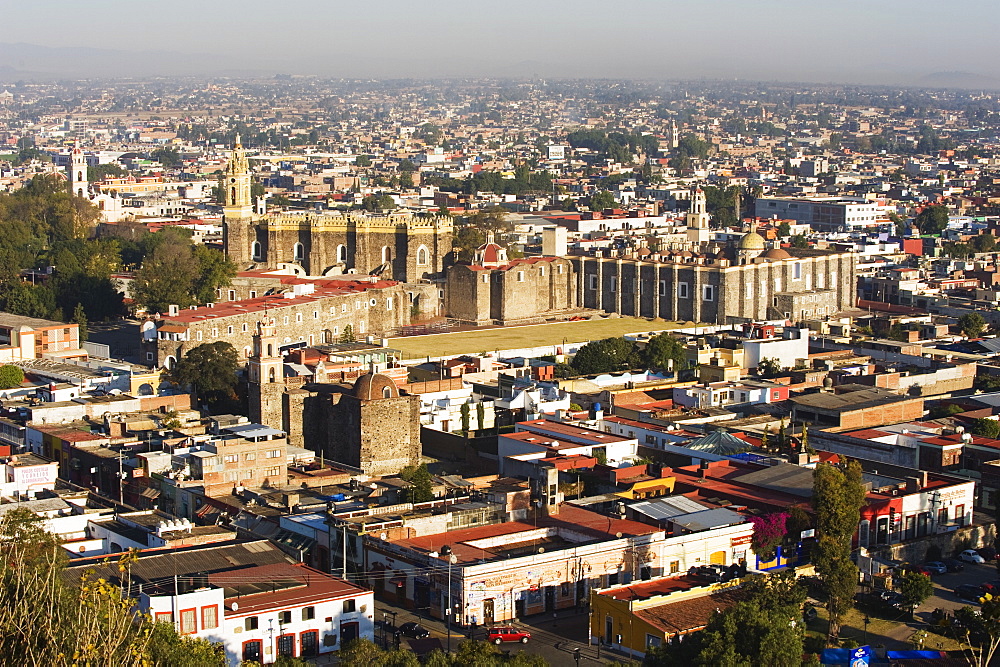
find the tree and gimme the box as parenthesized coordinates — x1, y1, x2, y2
(340, 324, 356, 343)
(0, 364, 24, 389)
(0, 508, 226, 666)
(460, 402, 471, 435)
(956, 593, 1000, 666)
(166, 342, 240, 409)
(72, 302, 88, 341)
(643, 333, 686, 372)
(757, 357, 782, 378)
(812, 460, 866, 640)
(355, 154, 372, 167)
(777, 222, 792, 237)
(898, 571, 933, 617)
(398, 464, 434, 503)
(928, 403, 964, 419)
(361, 194, 395, 211)
(332, 639, 421, 667)
(132, 240, 199, 313)
(151, 146, 182, 169)
(191, 245, 237, 305)
(749, 512, 790, 562)
(971, 418, 1000, 439)
(915, 205, 949, 235)
(589, 190, 615, 211)
(571, 337, 640, 375)
(476, 401, 486, 431)
(959, 312, 987, 339)
(791, 235, 809, 248)
(696, 598, 804, 667)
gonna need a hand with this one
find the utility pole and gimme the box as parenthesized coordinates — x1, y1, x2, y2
(441, 545, 457, 653)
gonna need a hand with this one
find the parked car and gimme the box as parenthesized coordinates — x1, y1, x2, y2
(956, 584, 985, 602)
(979, 580, 1000, 595)
(978, 547, 999, 561)
(898, 563, 934, 577)
(923, 561, 948, 575)
(802, 603, 818, 622)
(488, 627, 531, 644)
(960, 549, 986, 564)
(942, 558, 965, 573)
(398, 622, 430, 639)
(857, 590, 907, 612)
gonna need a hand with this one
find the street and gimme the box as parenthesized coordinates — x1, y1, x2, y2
(371, 600, 619, 666)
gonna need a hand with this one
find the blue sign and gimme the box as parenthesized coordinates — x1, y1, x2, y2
(849, 645, 872, 667)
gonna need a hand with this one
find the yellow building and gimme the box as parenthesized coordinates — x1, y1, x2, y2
(590, 577, 742, 659)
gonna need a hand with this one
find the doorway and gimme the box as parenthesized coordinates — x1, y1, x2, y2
(483, 599, 495, 625)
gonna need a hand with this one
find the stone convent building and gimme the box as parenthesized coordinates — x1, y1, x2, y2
(222, 136, 452, 282)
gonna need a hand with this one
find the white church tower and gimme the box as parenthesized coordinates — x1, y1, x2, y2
(685, 186, 711, 245)
(68, 142, 88, 198)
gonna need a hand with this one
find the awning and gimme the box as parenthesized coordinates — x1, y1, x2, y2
(140, 487, 161, 499)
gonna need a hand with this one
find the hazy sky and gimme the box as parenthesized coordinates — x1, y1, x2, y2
(6, 0, 1000, 84)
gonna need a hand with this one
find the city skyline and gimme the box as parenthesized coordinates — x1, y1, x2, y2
(3, 0, 1000, 88)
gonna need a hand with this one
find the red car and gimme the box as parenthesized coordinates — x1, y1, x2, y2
(488, 627, 531, 644)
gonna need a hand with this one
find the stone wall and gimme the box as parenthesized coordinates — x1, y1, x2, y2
(146, 283, 409, 367)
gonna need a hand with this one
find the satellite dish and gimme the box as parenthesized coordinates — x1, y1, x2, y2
(615, 532, 623, 539)
(231, 602, 239, 611)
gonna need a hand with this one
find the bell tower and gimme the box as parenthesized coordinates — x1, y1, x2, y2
(68, 142, 89, 198)
(248, 318, 285, 429)
(223, 135, 255, 268)
(685, 186, 711, 245)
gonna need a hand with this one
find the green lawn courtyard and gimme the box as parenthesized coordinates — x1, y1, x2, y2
(387, 317, 689, 359)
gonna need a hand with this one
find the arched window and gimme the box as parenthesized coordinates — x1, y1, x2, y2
(337, 244, 347, 263)
(230, 187, 236, 203)
(77, 188, 84, 197)
(268, 367, 276, 382)
(77, 171, 83, 181)
(252, 241, 262, 260)
(164, 355, 176, 370)
(383, 386, 392, 398)
(416, 245, 428, 266)
(267, 344, 273, 357)
(381, 246, 391, 264)
(293, 242, 304, 261)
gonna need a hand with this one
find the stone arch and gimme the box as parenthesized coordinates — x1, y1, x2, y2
(252, 241, 262, 260)
(293, 242, 304, 261)
(137, 383, 154, 396)
(381, 246, 391, 264)
(337, 244, 347, 263)
(163, 355, 176, 370)
(416, 245, 428, 266)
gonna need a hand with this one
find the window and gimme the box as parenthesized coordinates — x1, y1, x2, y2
(343, 599, 357, 613)
(249, 291, 257, 299)
(558, 264, 564, 274)
(416, 246, 428, 266)
(283, 316, 289, 325)
(588, 275, 598, 290)
(228, 290, 236, 301)
(242, 323, 248, 333)
(312, 310, 318, 319)
(252, 242, 262, 260)
(243, 470, 254, 479)
(517, 271, 525, 282)
(279, 610, 292, 625)
(246, 616, 259, 631)
(146, 352, 154, 361)
(481, 274, 489, 283)
(244, 453, 256, 461)
(560, 582, 570, 596)
(386, 298, 393, 310)
(678, 282, 689, 299)
(266, 449, 281, 458)
(294, 313, 301, 323)
(156, 611, 173, 624)
(703, 285, 714, 301)
(610, 277, 617, 291)
(196, 331, 202, 341)
(227, 326, 233, 335)
(658, 280, 666, 296)
(180, 608, 197, 634)
(243, 640, 263, 662)
(302, 606, 316, 621)
(202, 605, 218, 630)
(342, 303, 348, 313)
(669, 560, 680, 574)
(293, 243, 304, 261)
(224, 454, 238, 463)
(381, 246, 391, 264)
(539, 266, 545, 277)
(337, 244, 347, 263)
(646, 635, 662, 649)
